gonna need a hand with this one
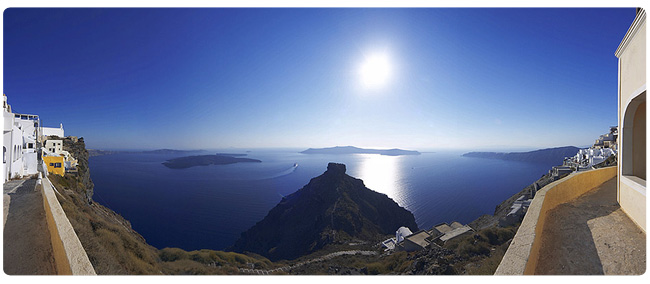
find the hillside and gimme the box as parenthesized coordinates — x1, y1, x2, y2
(462, 146, 579, 165)
(230, 163, 418, 261)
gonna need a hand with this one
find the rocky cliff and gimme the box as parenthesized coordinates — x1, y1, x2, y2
(61, 137, 94, 203)
(230, 163, 419, 261)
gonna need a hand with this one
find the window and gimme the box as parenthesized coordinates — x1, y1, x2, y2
(54, 163, 62, 168)
(50, 163, 54, 166)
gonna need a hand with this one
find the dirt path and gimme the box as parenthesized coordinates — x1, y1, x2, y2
(3, 178, 57, 275)
(239, 250, 377, 275)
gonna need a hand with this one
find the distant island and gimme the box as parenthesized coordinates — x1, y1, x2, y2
(162, 154, 261, 169)
(462, 146, 580, 165)
(88, 148, 205, 157)
(141, 149, 204, 155)
(87, 149, 122, 157)
(301, 146, 421, 156)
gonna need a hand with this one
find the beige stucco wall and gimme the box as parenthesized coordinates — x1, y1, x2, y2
(617, 10, 646, 234)
(618, 19, 645, 106)
(495, 167, 617, 275)
(619, 176, 646, 232)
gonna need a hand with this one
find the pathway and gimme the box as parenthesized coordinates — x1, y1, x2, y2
(3, 177, 57, 274)
(239, 250, 377, 275)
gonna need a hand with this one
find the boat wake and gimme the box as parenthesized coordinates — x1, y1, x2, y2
(264, 163, 298, 179)
(246, 163, 299, 181)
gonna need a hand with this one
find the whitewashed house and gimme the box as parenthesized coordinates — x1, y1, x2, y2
(41, 123, 64, 139)
(2, 94, 40, 182)
(45, 139, 63, 154)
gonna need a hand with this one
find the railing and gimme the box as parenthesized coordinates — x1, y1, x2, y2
(39, 172, 96, 275)
(494, 166, 617, 275)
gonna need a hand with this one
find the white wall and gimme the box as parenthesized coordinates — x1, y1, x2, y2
(45, 140, 64, 154)
(42, 124, 64, 138)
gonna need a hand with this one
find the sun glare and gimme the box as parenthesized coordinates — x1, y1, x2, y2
(355, 154, 405, 206)
(358, 52, 392, 89)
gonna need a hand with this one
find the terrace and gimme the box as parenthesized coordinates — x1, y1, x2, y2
(495, 167, 646, 275)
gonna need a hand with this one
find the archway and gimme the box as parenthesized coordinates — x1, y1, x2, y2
(622, 91, 646, 180)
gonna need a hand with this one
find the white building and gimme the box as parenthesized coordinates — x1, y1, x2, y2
(41, 123, 64, 139)
(14, 114, 39, 176)
(573, 147, 616, 169)
(395, 226, 413, 243)
(3, 94, 40, 183)
(45, 139, 63, 154)
(3, 94, 14, 183)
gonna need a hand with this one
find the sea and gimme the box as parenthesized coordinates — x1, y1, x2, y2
(89, 149, 555, 251)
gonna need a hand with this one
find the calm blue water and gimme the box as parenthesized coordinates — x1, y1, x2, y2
(89, 150, 554, 251)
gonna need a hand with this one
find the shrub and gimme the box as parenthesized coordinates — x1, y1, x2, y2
(479, 227, 516, 245)
(457, 239, 490, 258)
(160, 247, 189, 262)
(366, 262, 385, 275)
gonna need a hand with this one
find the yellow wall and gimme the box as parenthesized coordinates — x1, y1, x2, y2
(495, 167, 617, 275)
(44, 156, 65, 176)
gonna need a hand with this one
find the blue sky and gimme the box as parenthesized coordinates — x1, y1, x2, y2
(2, 8, 637, 151)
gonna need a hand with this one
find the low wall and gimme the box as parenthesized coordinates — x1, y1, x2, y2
(40, 173, 96, 275)
(619, 175, 646, 233)
(494, 166, 617, 275)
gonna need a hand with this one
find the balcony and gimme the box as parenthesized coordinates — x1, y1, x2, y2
(495, 166, 646, 275)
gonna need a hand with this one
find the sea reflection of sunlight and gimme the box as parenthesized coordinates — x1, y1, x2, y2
(355, 154, 404, 206)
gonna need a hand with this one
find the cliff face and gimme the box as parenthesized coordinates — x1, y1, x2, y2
(62, 137, 93, 203)
(230, 163, 418, 261)
(50, 137, 162, 274)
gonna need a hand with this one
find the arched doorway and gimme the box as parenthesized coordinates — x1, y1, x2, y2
(622, 91, 646, 180)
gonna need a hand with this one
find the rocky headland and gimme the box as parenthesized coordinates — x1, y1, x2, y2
(229, 163, 419, 261)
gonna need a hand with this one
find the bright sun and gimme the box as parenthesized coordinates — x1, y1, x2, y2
(358, 52, 392, 90)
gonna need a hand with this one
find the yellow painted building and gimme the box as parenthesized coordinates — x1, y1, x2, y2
(43, 155, 65, 176)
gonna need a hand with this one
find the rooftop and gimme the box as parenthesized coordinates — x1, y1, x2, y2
(404, 230, 431, 248)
